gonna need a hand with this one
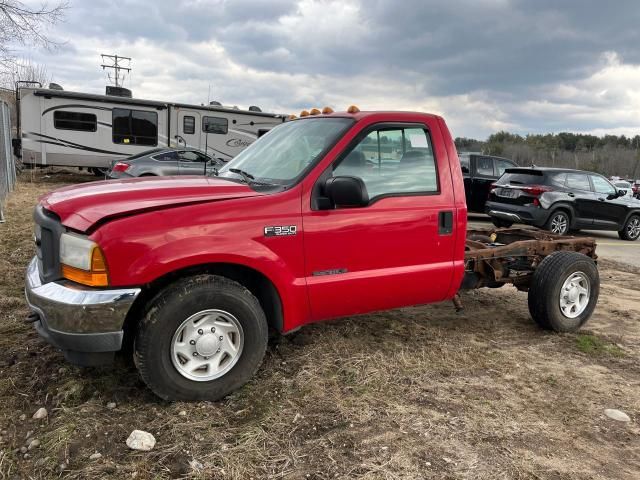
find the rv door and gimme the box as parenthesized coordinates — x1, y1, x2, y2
(176, 110, 201, 151)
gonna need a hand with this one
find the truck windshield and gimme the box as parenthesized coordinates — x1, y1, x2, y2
(218, 117, 353, 186)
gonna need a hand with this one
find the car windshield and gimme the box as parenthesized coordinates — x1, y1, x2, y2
(217, 117, 353, 186)
(616, 182, 631, 188)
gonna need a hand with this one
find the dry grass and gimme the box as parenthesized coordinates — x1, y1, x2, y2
(0, 169, 639, 479)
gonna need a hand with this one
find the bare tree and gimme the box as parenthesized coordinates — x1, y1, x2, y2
(0, 1, 68, 67)
(1, 57, 50, 88)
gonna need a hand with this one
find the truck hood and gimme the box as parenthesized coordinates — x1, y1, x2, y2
(40, 176, 262, 232)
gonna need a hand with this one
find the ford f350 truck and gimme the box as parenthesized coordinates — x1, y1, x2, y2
(25, 107, 599, 401)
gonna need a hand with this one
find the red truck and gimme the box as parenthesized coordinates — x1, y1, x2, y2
(25, 107, 599, 401)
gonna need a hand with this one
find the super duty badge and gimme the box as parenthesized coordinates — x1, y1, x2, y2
(264, 225, 297, 237)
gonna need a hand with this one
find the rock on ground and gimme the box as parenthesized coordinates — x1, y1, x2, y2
(604, 408, 631, 422)
(32, 408, 48, 420)
(126, 430, 156, 451)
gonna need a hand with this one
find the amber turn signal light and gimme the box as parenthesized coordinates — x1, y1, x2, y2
(62, 247, 109, 287)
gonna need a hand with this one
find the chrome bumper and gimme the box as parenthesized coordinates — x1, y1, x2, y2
(488, 210, 523, 222)
(25, 257, 141, 363)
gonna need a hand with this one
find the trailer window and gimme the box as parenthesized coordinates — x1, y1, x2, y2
(203, 116, 228, 134)
(112, 108, 158, 146)
(53, 111, 97, 132)
(183, 116, 195, 135)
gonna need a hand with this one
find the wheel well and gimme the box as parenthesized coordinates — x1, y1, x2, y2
(122, 263, 284, 350)
(139, 173, 156, 177)
(548, 205, 573, 225)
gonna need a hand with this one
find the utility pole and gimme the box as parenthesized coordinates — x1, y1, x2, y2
(100, 54, 131, 87)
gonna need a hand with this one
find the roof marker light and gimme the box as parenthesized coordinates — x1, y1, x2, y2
(300, 110, 310, 117)
(347, 105, 360, 113)
(309, 108, 321, 115)
(322, 106, 334, 114)
(288, 114, 298, 120)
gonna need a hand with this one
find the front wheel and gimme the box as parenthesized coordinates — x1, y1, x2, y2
(134, 275, 268, 401)
(545, 211, 570, 235)
(491, 217, 513, 228)
(618, 215, 640, 241)
(527, 251, 599, 332)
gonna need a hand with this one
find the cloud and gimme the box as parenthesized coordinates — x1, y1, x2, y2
(11, 0, 640, 138)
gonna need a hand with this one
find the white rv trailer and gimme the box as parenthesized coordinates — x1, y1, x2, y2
(18, 87, 286, 172)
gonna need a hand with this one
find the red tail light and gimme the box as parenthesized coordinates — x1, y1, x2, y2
(112, 162, 130, 173)
(520, 185, 551, 196)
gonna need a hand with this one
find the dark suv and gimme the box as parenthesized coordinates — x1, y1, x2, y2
(459, 153, 517, 212)
(486, 167, 640, 240)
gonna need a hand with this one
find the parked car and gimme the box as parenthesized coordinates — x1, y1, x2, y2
(108, 147, 223, 179)
(487, 167, 640, 240)
(25, 109, 600, 401)
(458, 153, 517, 212)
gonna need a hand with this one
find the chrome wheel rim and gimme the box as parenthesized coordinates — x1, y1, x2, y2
(627, 217, 640, 239)
(170, 309, 244, 382)
(559, 272, 590, 318)
(550, 214, 568, 234)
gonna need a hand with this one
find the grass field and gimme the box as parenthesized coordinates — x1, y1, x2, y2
(0, 169, 639, 479)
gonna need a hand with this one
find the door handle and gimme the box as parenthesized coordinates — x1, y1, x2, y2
(439, 211, 453, 235)
(598, 198, 605, 202)
(567, 193, 575, 197)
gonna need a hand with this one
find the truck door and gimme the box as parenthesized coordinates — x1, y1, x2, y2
(302, 122, 457, 321)
(468, 156, 495, 212)
(176, 110, 201, 151)
(565, 172, 595, 227)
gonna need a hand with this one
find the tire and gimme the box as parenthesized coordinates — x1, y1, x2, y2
(545, 210, 570, 235)
(618, 214, 640, 241)
(492, 217, 513, 228)
(527, 251, 599, 332)
(134, 275, 268, 401)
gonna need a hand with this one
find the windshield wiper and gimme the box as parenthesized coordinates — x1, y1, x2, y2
(228, 168, 279, 187)
(229, 168, 255, 184)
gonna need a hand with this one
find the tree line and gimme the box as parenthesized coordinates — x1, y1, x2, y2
(456, 131, 640, 179)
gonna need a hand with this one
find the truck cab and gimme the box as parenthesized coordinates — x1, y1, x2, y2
(458, 153, 517, 212)
(25, 107, 467, 400)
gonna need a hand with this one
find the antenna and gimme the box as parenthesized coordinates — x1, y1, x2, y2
(100, 54, 132, 87)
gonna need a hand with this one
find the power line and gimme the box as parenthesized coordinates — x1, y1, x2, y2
(100, 54, 131, 87)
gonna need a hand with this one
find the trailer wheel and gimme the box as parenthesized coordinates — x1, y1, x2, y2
(134, 275, 268, 401)
(527, 252, 599, 332)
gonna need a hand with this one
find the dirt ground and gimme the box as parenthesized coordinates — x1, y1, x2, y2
(0, 170, 639, 479)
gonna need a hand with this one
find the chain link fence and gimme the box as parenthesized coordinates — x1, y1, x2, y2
(0, 100, 16, 223)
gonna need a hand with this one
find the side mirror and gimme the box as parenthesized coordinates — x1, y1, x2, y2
(322, 176, 369, 208)
(618, 189, 627, 197)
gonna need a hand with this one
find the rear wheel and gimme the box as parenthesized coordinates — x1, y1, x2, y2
(618, 215, 640, 241)
(491, 217, 513, 228)
(134, 275, 268, 401)
(527, 251, 599, 332)
(545, 210, 570, 235)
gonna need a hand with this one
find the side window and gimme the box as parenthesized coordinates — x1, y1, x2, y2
(459, 155, 470, 173)
(179, 151, 205, 162)
(333, 126, 438, 199)
(476, 156, 494, 176)
(53, 111, 97, 132)
(113, 108, 158, 146)
(183, 116, 195, 135)
(591, 175, 616, 195)
(153, 151, 179, 161)
(566, 173, 592, 191)
(548, 172, 567, 187)
(203, 116, 228, 134)
(494, 159, 514, 176)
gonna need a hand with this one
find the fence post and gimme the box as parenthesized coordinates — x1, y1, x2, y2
(0, 100, 16, 223)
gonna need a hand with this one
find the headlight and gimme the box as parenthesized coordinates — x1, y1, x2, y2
(59, 233, 109, 287)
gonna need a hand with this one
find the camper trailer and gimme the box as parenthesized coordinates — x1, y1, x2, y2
(17, 87, 286, 174)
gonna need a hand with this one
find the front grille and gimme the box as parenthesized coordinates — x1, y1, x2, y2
(33, 205, 64, 283)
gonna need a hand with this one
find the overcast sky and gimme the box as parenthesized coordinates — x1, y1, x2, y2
(17, 0, 640, 139)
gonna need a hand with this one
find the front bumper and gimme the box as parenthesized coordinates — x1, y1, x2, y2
(25, 257, 141, 366)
